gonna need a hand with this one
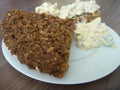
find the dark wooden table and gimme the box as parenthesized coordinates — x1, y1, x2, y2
(0, 0, 120, 90)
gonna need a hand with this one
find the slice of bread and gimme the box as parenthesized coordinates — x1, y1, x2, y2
(2, 10, 74, 78)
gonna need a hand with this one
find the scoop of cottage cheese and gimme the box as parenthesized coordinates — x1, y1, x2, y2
(59, 0, 100, 19)
(74, 17, 115, 50)
(35, 0, 100, 19)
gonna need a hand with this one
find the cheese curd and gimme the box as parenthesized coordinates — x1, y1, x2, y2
(59, 0, 100, 19)
(74, 17, 115, 50)
(35, 2, 60, 16)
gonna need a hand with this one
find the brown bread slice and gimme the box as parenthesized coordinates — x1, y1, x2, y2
(2, 10, 74, 78)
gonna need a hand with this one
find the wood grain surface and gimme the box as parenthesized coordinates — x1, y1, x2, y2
(0, 0, 120, 90)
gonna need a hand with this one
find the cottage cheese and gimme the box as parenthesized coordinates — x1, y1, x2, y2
(35, 2, 60, 16)
(59, 0, 100, 19)
(74, 17, 115, 50)
(35, 0, 100, 19)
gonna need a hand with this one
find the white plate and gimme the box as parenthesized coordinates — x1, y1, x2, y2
(2, 26, 120, 84)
